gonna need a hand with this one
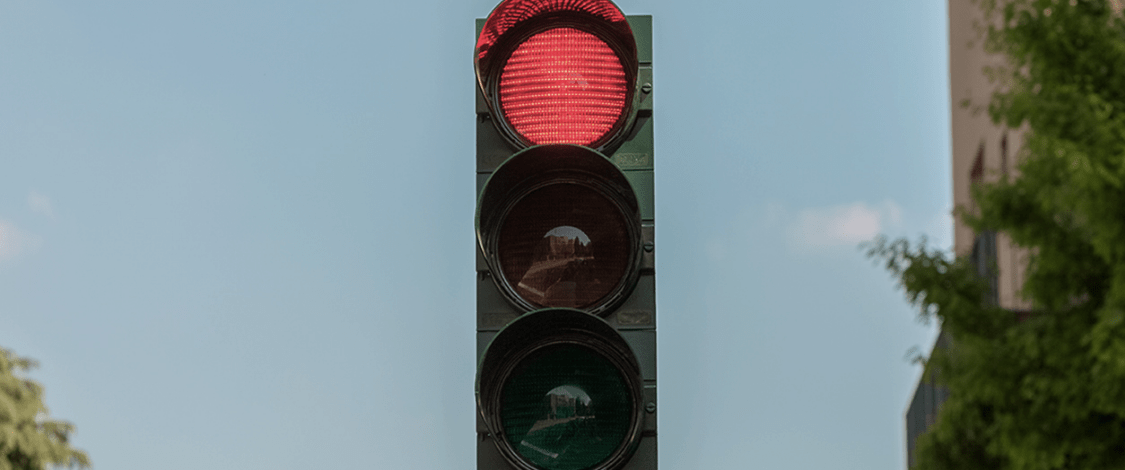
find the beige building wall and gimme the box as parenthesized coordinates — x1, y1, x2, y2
(947, 0, 1032, 311)
(909, 3, 1125, 466)
(950, 0, 1125, 311)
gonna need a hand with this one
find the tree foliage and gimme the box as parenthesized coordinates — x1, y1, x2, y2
(0, 348, 89, 470)
(868, 0, 1125, 468)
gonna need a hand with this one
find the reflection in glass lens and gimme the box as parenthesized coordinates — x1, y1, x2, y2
(501, 344, 631, 470)
(498, 183, 630, 309)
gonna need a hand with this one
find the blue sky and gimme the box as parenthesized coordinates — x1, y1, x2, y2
(1, 0, 951, 468)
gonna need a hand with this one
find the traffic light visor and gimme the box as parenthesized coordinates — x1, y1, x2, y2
(476, 0, 638, 150)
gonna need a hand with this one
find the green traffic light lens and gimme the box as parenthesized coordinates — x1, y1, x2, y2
(501, 343, 632, 470)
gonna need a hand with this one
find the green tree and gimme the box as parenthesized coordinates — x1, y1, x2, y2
(0, 348, 89, 470)
(868, 0, 1125, 468)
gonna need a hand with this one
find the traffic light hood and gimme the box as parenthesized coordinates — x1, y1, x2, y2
(475, 0, 636, 72)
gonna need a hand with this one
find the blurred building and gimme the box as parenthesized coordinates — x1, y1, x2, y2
(903, 0, 1037, 466)
(907, 1, 1125, 464)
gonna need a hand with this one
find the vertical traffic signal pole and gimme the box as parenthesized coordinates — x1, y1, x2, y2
(475, 1, 655, 469)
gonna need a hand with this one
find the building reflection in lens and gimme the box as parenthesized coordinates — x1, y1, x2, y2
(515, 226, 597, 307)
(519, 385, 595, 463)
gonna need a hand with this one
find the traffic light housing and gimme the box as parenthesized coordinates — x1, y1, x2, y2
(475, 1, 655, 469)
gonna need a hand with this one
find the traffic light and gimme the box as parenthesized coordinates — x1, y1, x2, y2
(475, 1, 655, 469)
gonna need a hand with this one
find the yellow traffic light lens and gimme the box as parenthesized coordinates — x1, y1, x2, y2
(498, 182, 630, 310)
(477, 144, 642, 315)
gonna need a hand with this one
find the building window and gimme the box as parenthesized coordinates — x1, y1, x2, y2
(1001, 133, 1008, 176)
(972, 230, 999, 305)
(971, 142, 985, 183)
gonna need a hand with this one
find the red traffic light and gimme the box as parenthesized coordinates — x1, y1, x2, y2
(476, 0, 639, 150)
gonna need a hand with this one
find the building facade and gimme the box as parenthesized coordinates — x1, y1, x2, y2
(904, 0, 1035, 466)
(907, 2, 1125, 465)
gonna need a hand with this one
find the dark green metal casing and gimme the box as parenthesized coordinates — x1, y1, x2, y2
(476, 14, 656, 470)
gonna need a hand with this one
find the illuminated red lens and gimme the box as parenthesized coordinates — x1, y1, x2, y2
(499, 27, 628, 146)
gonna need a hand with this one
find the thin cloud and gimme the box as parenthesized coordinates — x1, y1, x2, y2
(0, 220, 42, 261)
(792, 201, 903, 248)
(28, 191, 54, 219)
(926, 206, 954, 251)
